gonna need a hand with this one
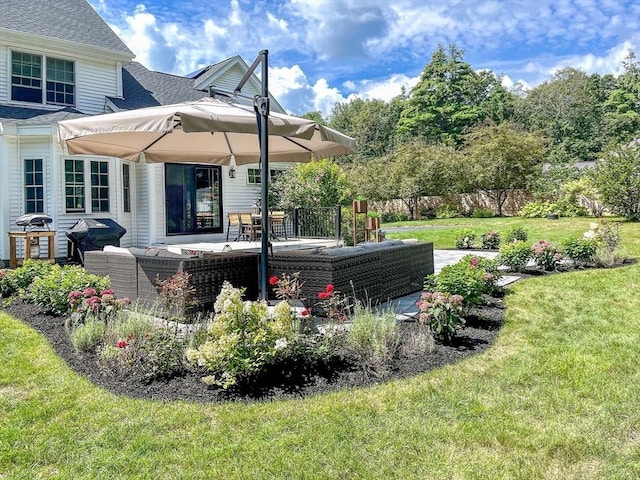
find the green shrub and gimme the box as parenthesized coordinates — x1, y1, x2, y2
(472, 208, 493, 218)
(498, 241, 532, 272)
(562, 237, 598, 267)
(481, 230, 501, 250)
(26, 265, 110, 316)
(186, 282, 293, 389)
(504, 226, 529, 243)
(417, 291, 465, 343)
(455, 229, 476, 249)
(0, 269, 17, 298)
(531, 240, 562, 271)
(381, 212, 409, 223)
(584, 220, 623, 266)
(133, 329, 187, 383)
(519, 201, 555, 218)
(69, 318, 106, 353)
(8, 259, 56, 292)
(347, 303, 400, 376)
(435, 205, 459, 219)
(432, 255, 500, 307)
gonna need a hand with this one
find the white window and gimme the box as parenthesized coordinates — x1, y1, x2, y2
(246, 168, 284, 184)
(11, 51, 75, 106)
(64, 159, 110, 213)
(24, 158, 44, 213)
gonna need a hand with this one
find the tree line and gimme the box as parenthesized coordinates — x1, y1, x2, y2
(283, 44, 640, 220)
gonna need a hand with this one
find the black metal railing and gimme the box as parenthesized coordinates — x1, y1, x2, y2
(291, 206, 341, 240)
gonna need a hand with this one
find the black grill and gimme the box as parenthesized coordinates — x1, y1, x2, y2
(65, 218, 126, 264)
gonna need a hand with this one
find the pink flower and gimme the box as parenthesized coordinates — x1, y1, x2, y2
(83, 287, 97, 298)
(470, 257, 479, 268)
(117, 340, 127, 348)
(100, 289, 115, 296)
(122, 297, 132, 306)
(269, 276, 280, 286)
(325, 284, 335, 293)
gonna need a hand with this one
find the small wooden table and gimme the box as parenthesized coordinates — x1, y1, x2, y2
(8, 230, 56, 268)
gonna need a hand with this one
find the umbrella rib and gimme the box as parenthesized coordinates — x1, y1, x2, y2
(280, 136, 313, 153)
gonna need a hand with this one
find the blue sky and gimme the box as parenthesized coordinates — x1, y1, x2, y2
(90, 0, 640, 116)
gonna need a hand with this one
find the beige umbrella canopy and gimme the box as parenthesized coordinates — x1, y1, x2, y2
(57, 97, 356, 165)
(57, 93, 356, 300)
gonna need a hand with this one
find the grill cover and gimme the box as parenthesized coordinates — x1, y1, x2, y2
(66, 218, 126, 264)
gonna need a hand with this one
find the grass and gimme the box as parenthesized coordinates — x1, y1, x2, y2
(2, 216, 640, 478)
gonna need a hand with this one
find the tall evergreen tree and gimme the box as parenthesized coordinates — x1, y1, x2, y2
(397, 44, 504, 145)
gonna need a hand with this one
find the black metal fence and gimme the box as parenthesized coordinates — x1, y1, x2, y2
(291, 206, 342, 240)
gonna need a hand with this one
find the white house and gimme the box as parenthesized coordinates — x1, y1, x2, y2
(0, 0, 290, 265)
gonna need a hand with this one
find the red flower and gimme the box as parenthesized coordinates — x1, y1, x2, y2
(117, 340, 127, 348)
(269, 275, 280, 286)
(301, 309, 309, 316)
(325, 284, 334, 293)
(317, 291, 329, 300)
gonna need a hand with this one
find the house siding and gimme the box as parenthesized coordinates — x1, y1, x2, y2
(76, 60, 119, 114)
(0, 45, 7, 103)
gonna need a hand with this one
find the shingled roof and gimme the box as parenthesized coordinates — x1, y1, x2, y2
(0, 0, 133, 56)
(109, 62, 208, 110)
(0, 105, 86, 126)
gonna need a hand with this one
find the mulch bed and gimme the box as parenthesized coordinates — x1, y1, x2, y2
(3, 293, 508, 404)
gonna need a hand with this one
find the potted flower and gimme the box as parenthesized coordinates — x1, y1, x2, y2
(365, 212, 380, 230)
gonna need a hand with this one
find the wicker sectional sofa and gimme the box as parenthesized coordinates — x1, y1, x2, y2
(84, 240, 433, 312)
(269, 240, 434, 305)
(84, 247, 259, 310)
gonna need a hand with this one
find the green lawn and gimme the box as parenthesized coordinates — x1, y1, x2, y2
(2, 217, 640, 479)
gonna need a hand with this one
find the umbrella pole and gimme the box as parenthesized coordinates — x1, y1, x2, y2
(257, 51, 270, 301)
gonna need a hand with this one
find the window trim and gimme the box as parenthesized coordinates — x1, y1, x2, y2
(10, 50, 75, 107)
(64, 158, 111, 214)
(24, 158, 45, 214)
(246, 168, 284, 185)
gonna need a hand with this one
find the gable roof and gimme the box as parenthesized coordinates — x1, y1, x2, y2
(0, 0, 133, 56)
(109, 62, 208, 110)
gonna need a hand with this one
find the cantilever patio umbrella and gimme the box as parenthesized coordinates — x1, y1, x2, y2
(57, 51, 356, 299)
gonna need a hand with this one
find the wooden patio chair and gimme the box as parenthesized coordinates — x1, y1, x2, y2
(269, 211, 288, 240)
(226, 213, 242, 241)
(239, 213, 261, 241)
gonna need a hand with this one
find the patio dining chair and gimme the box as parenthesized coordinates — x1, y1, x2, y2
(269, 211, 288, 240)
(226, 213, 242, 241)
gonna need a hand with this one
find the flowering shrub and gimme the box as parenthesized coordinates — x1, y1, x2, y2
(481, 230, 501, 250)
(430, 255, 501, 307)
(156, 272, 198, 320)
(27, 264, 110, 316)
(455, 229, 476, 249)
(584, 220, 622, 266)
(68, 287, 131, 327)
(498, 241, 531, 272)
(270, 271, 305, 305)
(562, 237, 598, 267)
(316, 283, 350, 324)
(417, 291, 465, 343)
(186, 282, 293, 389)
(531, 240, 563, 271)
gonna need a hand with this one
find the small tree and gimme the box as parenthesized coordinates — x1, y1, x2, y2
(270, 159, 348, 210)
(592, 143, 640, 220)
(465, 123, 546, 216)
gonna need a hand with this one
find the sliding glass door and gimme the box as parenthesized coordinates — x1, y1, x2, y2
(165, 164, 222, 235)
